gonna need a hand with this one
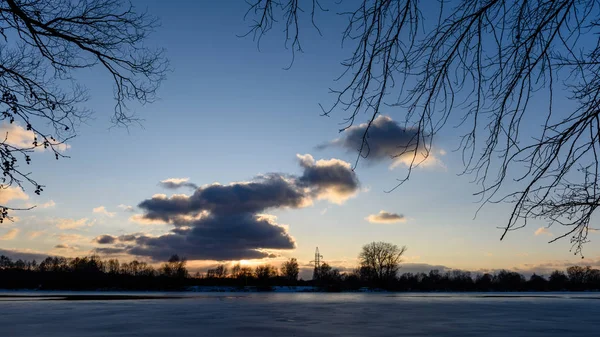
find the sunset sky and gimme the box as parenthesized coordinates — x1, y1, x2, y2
(1, 0, 598, 278)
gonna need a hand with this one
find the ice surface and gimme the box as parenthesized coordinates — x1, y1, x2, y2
(0, 292, 599, 336)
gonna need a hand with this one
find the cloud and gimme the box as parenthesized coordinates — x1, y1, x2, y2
(535, 227, 553, 236)
(118, 234, 137, 242)
(388, 149, 446, 170)
(138, 176, 309, 222)
(27, 230, 45, 239)
(54, 244, 79, 251)
(55, 233, 87, 243)
(93, 234, 138, 254)
(159, 178, 198, 190)
(56, 218, 93, 230)
(319, 115, 443, 169)
(0, 248, 49, 261)
(0, 228, 19, 240)
(297, 154, 359, 204)
(94, 235, 117, 244)
(0, 122, 70, 152)
(118, 204, 135, 212)
(40, 200, 56, 208)
(398, 263, 453, 275)
(366, 211, 406, 224)
(0, 186, 29, 204)
(94, 247, 128, 255)
(129, 214, 168, 225)
(121, 214, 296, 261)
(98, 154, 360, 261)
(93, 206, 115, 217)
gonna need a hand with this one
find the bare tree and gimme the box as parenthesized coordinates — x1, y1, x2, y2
(161, 254, 188, 278)
(358, 241, 406, 284)
(107, 259, 120, 274)
(214, 264, 228, 278)
(242, 0, 600, 255)
(254, 264, 278, 280)
(280, 257, 299, 282)
(0, 0, 167, 221)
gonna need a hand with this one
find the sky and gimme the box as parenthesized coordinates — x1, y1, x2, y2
(1, 0, 598, 278)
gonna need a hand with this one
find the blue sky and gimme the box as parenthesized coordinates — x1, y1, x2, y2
(1, 0, 597, 276)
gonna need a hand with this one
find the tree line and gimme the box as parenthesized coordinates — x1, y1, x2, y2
(1, 242, 599, 291)
(0, 254, 188, 290)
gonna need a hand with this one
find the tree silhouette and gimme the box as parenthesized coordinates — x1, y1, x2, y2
(254, 264, 278, 288)
(207, 263, 228, 278)
(280, 257, 299, 284)
(1, 252, 600, 291)
(242, 0, 600, 254)
(358, 241, 406, 287)
(549, 270, 569, 290)
(161, 254, 188, 279)
(0, 0, 167, 221)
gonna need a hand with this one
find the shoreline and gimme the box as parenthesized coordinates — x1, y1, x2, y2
(1, 287, 599, 301)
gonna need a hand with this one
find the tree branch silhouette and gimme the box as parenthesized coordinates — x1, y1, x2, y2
(0, 0, 168, 221)
(243, 0, 600, 255)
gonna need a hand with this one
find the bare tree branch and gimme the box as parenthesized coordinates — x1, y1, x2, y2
(0, 0, 168, 221)
(243, 0, 600, 254)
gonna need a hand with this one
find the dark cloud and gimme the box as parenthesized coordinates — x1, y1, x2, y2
(366, 211, 406, 224)
(54, 244, 77, 250)
(0, 248, 50, 261)
(297, 154, 359, 203)
(319, 115, 429, 166)
(159, 178, 198, 190)
(118, 234, 137, 242)
(137, 194, 195, 222)
(139, 174, 308, 222)
(99, 154, 359, 261)
(191, 174, 308, 214)
(125, 213, 294, 261)
(400, 263, 452, 275)
(94, 235, 117, 244)
(94, 247, 127, 255)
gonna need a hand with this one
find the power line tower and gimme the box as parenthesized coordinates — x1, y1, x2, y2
(310, 247, 323, 280)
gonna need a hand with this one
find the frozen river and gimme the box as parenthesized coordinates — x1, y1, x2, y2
(0, 292, 599, 336)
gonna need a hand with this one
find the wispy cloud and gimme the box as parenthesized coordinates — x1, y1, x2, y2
(118, 204, 135, 212)
(159, 177, 198, 190)
(0, 123, 70, 152)
(0, 186, 28, 204)
(365, 211, 406, 224)
(27, 230, 45, 239)
(56, 218, 93, 230)
(93, 206, 115, 217)
(55, 233, 88, 244)
(40, 200, 56, 208)
(535, 227, 553, 236)
(0, 228, 19, 240)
